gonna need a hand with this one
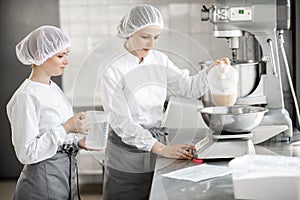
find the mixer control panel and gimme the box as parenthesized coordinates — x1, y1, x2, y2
(216, 6, 253, 22)
(229, 7, 252, 21)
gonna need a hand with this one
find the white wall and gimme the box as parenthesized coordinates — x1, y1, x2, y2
(59, 0, 231, 107)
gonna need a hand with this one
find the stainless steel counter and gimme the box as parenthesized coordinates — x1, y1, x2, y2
(149, 129, 300, 200)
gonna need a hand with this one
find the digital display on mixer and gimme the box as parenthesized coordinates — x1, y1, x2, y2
(229, 7, 252, 21)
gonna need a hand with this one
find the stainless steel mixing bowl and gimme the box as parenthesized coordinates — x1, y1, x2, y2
(198, 106, 268, 133)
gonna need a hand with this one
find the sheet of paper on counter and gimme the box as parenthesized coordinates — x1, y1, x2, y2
(161, 164, 232, 182)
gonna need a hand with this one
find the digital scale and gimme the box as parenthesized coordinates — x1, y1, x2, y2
(192, 125, 288, 160)
(193, 131, 255, 160)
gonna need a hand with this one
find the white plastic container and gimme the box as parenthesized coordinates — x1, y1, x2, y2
(229, 154, 300, 200)
(86, 111, 110, 149)
(207, 60, 239, 106)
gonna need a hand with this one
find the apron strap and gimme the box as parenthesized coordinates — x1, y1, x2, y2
(57, 144, 81, 200)
(148, 127, 169, 145)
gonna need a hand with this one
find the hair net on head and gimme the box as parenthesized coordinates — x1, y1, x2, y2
(16, 25, 71, 66)
(117, 4, 164, 39)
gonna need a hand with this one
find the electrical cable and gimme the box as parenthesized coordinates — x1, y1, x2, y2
(278, 30, 300, 128)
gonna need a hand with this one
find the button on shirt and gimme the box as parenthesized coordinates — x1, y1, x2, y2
(100, 49, 209, 151)
(6, 79, 81, 164)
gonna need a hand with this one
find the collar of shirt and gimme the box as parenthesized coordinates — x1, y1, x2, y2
(123, 45, 155, 65)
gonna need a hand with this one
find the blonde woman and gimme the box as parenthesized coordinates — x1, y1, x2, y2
(7, 25, 93, 200)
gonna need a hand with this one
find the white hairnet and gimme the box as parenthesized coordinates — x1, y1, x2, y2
(16, 25, 71, 66)
(117, 4, 164, 39)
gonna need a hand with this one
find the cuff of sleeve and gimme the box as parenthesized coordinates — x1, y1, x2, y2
(73, 134, 84, 148)
(145, 137, 159, 152)
(51, 125, 68, 146)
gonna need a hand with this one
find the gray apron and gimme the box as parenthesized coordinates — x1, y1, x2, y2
(13, 144, 79, 200)
(103, 128, 168, 200)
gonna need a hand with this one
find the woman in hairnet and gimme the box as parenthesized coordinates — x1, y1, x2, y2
(100, 4, 223, 200)
(7, 25, 93, 200)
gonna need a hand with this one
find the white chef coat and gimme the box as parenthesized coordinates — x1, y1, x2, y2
(100, 48, 209, 151)
(6, 79, 81, 165)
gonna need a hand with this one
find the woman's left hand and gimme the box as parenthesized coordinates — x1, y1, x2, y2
(78, 136, 102, 151)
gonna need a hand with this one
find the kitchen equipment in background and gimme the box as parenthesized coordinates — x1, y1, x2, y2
(86, 111, 110, 149)
(207, 60, 239, 106)
(232, 60, 259, 97)
(201, 0, 293, 141)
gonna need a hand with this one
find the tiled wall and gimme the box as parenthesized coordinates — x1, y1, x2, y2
(59, 0, 231, 107)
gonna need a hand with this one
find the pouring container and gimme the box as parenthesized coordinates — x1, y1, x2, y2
(207, 59, 239, 106)
(198, 106, 268, 133)
(199, 60, 259, 106)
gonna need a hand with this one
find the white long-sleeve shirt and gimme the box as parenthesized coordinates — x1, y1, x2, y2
(6, 79, 81, 165)
(100, 49, 209, 151)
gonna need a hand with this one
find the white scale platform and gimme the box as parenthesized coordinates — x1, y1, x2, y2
(193, 125, 288, 159)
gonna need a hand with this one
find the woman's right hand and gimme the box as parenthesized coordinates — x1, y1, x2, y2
(206, 57, 230, 74)
(152, 142, 195, 160)
(63, 112, 91, 134)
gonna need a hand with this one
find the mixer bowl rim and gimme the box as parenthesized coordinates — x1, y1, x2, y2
(198, 106, 269, 116)
(231, 59, 260, 65)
